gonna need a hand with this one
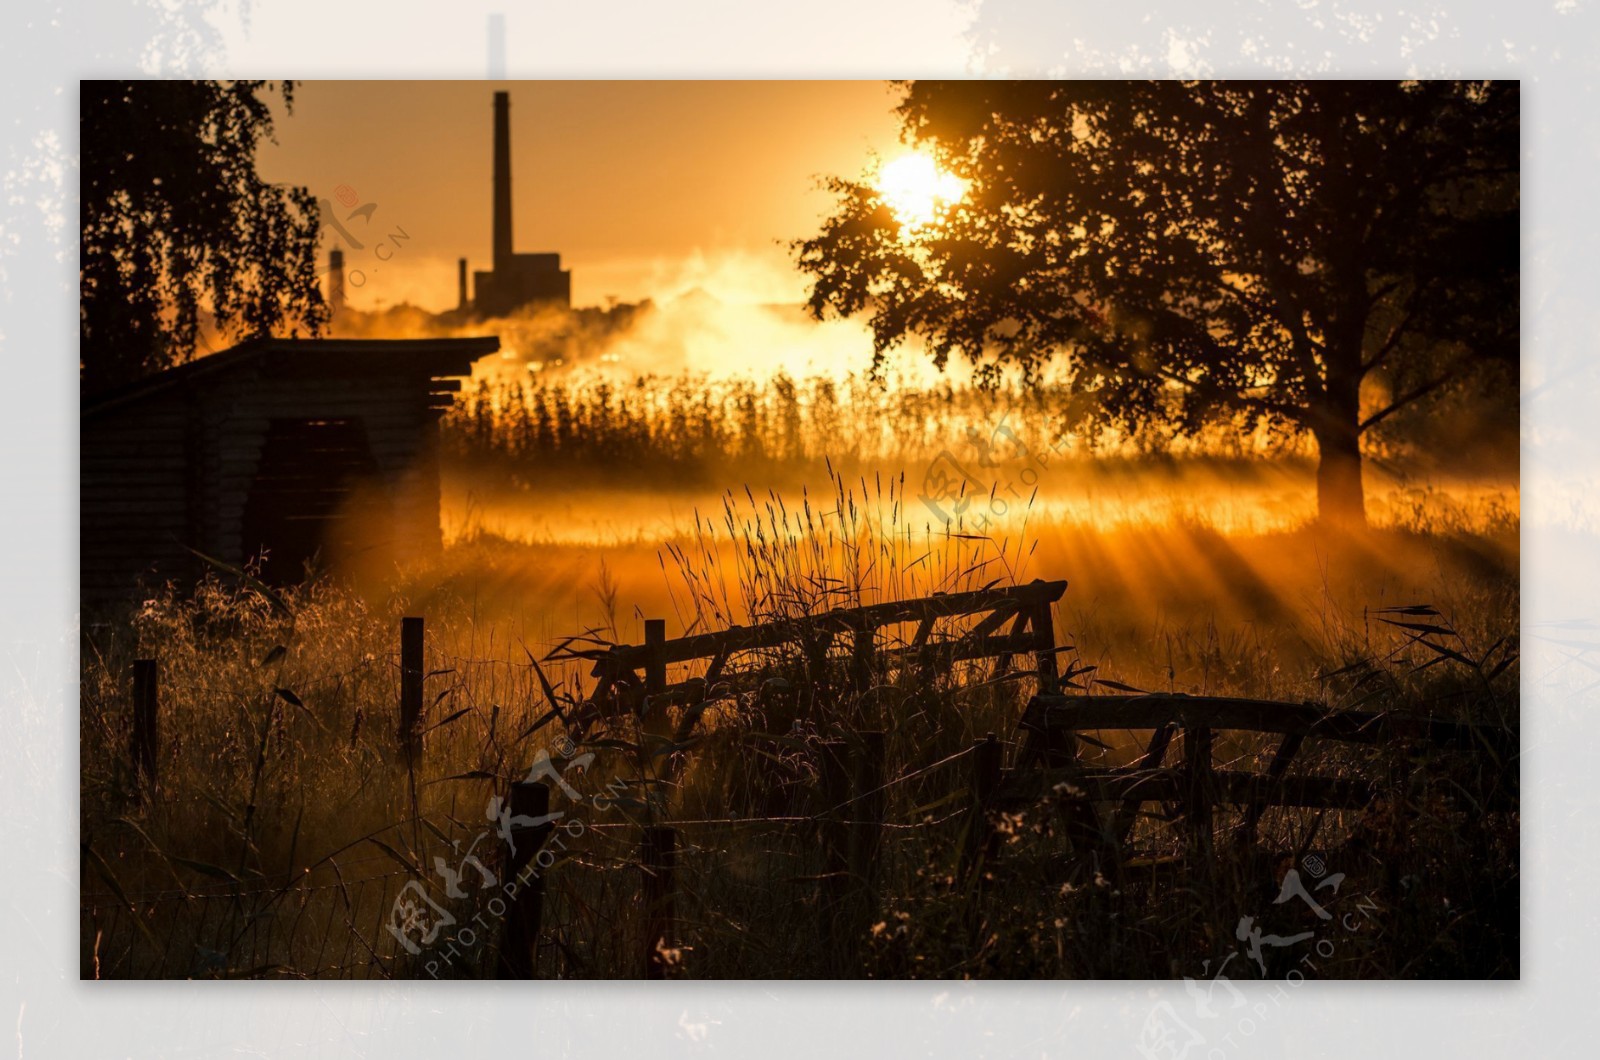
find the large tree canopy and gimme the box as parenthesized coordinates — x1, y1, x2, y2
(796, 80, 1519, 525)
(81, 80, 326, 397)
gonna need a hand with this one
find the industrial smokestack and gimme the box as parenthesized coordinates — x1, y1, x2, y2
(457, 258, 468, 309)
(328, 248, 345, 316)
(493, 91, 512, 269)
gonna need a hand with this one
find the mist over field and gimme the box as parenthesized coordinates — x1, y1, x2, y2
(80, 79, 1520, 981)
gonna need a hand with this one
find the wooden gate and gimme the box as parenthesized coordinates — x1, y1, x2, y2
(554, 578, 1071, 740)
(988, 691, 1516, 870)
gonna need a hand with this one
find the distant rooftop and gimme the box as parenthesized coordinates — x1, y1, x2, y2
(83, 336, 499, 420)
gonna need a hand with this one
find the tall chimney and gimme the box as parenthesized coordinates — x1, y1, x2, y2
(328, 248, 346, 316)
(493, 91, 512, 270)
(457, 257, 469, 309)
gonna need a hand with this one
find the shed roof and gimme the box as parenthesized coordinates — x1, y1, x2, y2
(83, 336, 499, 421)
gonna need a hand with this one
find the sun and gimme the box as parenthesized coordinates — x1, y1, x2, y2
(875, 151, 965, 228)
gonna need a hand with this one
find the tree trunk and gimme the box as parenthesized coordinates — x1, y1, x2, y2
(1311, 272, 1373, 528)
(1312, 413, 1366, 529)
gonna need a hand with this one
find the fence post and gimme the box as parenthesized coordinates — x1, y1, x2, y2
(1032, 602, 1061, 694)
(1035, 599, 1109, 866)
(815, 739, 852, 967)
(849, 731, 886, 947)
(849, 622, 875, 699)
(1237, 731, 1304, 844)
(495, 779, 550, 979)
(643, 619, 667, 697)
(399, 616, 424, 763)
(850, 732, 886, 898)
(131, 658, 159, 797)
(964, 732, 1003, 876)
(1184, 725, 1215, 853)
(641, 825, 677, 979)
(643, 618, 671, 744)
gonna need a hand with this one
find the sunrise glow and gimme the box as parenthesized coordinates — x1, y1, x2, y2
(875, 151, 965, 228)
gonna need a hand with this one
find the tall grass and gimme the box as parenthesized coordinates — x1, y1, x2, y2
(80, 466, 1518, 978)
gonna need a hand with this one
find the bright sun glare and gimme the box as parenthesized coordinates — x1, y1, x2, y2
(875, 151, 965, 228)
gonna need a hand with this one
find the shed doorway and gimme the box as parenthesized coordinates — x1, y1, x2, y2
(241, 417, 387, 583)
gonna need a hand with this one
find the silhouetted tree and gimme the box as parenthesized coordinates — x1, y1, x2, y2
(796, 81, 1518, 526)
(81, 80, 326, 396)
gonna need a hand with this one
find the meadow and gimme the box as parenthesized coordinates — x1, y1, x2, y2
(79, 369, 1520, 979)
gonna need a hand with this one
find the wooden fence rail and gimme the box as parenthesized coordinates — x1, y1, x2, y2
(553, 579, 1069, 736)
(101, 586, 1512, 979)
(988, 691, 1517, 872)
(1018, 694, 1516, 761)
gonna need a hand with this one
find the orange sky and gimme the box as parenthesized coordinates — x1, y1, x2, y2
(257, 81, 906, 312)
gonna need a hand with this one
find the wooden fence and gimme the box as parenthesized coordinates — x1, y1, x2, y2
(554, 577, 1070, 740)
(91, 581, 1516, 978)
(986, 691, 1517, 875)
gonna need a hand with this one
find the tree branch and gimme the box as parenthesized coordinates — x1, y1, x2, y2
(1359, 369, 1462, 432)
(1131, 300, 1307, 422)
(1239, 91, 1327, 386)
(1366, 278, 1403, 308)
(1150, 363, 1302, 422)
(1361, 303, 1418, 375)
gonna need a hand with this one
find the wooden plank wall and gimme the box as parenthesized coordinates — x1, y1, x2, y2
(83, 365, 451, 604)
(205, 368, 441, 568)
(81, 392, 192, 601)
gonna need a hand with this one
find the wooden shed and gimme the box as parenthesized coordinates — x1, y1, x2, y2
(81, 336, 496, 603)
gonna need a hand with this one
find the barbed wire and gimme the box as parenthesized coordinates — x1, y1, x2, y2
(816, 742, 979, 819)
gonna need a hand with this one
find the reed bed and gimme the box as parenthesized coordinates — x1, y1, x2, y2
(441, 370, 1304, 485)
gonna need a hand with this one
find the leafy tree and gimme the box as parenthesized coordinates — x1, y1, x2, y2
(81, 80, 326, 397)
(796, 81, 1518, 526)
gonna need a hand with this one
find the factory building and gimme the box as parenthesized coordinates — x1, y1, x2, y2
(468, 90, 571, 316)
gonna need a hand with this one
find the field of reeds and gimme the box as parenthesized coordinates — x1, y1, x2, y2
(79, 432, 1519, 979)
(442, 367, 1517, 482)
(443, 371, 1296, 483)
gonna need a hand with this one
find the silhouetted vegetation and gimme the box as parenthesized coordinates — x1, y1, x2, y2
(76, 78, 1521, 982)
(80, 472, 1517, 978)
(796, 81, 1519, 526)
(80, 81, 326, 396)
